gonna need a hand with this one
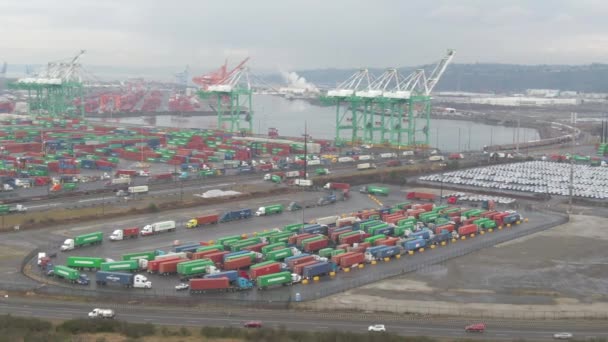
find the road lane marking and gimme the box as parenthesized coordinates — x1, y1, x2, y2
(77, 198, 105, 203)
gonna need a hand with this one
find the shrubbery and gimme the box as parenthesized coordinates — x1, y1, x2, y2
(56, 318, 155, 338)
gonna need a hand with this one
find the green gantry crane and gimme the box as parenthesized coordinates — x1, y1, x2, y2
(321, 49, 455, 148)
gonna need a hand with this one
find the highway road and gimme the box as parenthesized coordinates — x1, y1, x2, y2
(1, 297, 607, 340)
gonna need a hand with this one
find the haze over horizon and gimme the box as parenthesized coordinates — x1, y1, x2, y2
(2, 0, 608, 79)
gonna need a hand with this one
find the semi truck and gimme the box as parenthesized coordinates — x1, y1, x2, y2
(359, 185, 389, 196)
(0, 204, 27, 214)
(116, 185, 149, 196)
(95, 271, 152, 288)
(256, 271, 302, 290)
(186, 214, 219, 228)
(356, 163, 377, 170)
(189, 277, 254, 293)
(60, 231, 103, 251)
(109, 227, 139, 241)
(406, 192, 436, 201)
(140, 220, 176, 236)
(323, 182, 350, 191)
(219, 209, 252, 223)
(51, 265, 90, 285)
(255, 204, 284, 216)
(88, 308, 115, 319)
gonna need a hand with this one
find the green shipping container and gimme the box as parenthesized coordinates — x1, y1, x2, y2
(66, 256, 104, 269)
(196, 244, 225, 253)
(360, 220, 382, 231)
(74, 231, 103, 247)
(217, 235, 243, 246)
(257, 271, 292, 288)
(264, 248, 293, 261)
(261, 242, 287, 254)
(269, 232, 293, 244)
(229, 237, 262, 252)
(364, 234, 386, 244)
(122, 251, 156, 261)
(53, 265, 80, 281)
(100, 260, 138, 272)
(318, 248, 334, 258)
(250, 260, 278, 269)
(225, 251, 257, 262)
(330, 249, 346, 257)
(282, 223, 304, 232)
(177, 259, 214, 276)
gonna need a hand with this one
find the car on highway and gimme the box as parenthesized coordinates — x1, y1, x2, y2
(368, 324, 386, 332)
(553, 332, 573, 340)
(465, 323, 486, 333)
(243, 321, 263, 328)
(175, 283, 189, 291)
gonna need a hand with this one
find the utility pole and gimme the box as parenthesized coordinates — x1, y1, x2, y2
(569, 112, 577, 214)
(302, 121, 308, 226)
(516, 117, 520, 153)
(458, 128, 461, 152)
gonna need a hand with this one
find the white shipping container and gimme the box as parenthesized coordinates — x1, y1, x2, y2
(358, 155, 372, 161)
(315, 215, 340, 226)
(380, 153, 396, 159)
(402, 151, 414, 156)
(428, 156, 445, 162)
(307, 160, 321, 166)
(338, 157, 354, 163)
(128, 185, 149, 193)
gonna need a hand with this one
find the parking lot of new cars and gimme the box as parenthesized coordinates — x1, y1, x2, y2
(420, 161, 608, 199)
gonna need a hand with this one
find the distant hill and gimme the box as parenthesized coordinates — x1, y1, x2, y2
(297, 63, 608, 93)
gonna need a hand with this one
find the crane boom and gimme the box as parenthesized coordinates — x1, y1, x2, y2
(425, 49, 455, 95)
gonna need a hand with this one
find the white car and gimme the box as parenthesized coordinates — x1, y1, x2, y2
(553, 332, 573, 340)
(368, 324, 386, 332)
(175, 283, 189, 291)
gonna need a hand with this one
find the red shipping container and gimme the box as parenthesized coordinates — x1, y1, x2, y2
(288, 233, 314, 246)
(191, 250, 219, 260)
(304, 239, 329, 252)
(242, 242, 269, 253)
(189, 277, 230, 291)
(204, 251, 230, 264)
(458, 224, 478, 236)
(249, 262, 282, 280)
(158, 258, 189, 275)
(435, 224, 455, 235)
(147, 256, 181, 273)
(223, 256, 252, 270)
(287, 255, 316, 269)
(339, 252, 365, 268)
(375, 237, 399, 247)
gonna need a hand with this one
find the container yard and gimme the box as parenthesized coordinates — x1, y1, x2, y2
(32, 180, 539, 301)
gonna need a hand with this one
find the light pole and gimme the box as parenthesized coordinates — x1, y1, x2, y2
(302, 121, 308, 226)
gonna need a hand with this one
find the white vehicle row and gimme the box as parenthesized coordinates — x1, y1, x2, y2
(420, 161, 608, 199)
(441, 192, 516, 204)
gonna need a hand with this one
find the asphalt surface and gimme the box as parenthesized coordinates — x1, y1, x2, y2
(1, 297, 607, 340)
(20, 182, 563, 304)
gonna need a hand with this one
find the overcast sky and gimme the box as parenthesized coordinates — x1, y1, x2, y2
(1, 0, 607, 73)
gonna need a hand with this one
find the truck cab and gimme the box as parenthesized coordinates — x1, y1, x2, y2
(88, 308, 115, 319)
(60, 239, 75, 251)
(76, 274, 90, 285)
(133, 274, 152, 288)
(109, 230, 124, 241)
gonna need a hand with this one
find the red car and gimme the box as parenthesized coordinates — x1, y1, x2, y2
(465, 323, 486, 333)
(243, 321, 262, 328)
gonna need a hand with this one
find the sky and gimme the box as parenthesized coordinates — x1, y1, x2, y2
(1, 0, 608, 78)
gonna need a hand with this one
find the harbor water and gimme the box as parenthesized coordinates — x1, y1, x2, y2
(111, 95, 539, 152)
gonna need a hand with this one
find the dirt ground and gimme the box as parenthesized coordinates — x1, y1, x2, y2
(309, 215, 608, 319)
